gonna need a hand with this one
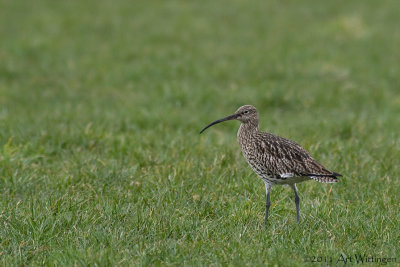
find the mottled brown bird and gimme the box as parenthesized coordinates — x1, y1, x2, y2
(200, 105, 341, 222)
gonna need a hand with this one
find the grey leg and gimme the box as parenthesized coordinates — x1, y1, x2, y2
(291, 184, 300, 223)
(264, 182, 272, 223)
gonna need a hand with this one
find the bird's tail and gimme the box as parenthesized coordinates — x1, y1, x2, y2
(309, 172, 341, 183)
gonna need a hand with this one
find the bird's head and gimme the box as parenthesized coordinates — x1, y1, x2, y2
(234, 105, 258, 123)
(200, 105, 258, 134)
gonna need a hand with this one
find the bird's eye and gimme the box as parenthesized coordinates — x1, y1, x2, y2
(244, 110, 249, 114)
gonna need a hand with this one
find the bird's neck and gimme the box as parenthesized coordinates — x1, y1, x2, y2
(238, 121, 258, 138)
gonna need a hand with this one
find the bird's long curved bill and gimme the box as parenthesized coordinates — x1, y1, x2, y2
(200, 114, 238, 134)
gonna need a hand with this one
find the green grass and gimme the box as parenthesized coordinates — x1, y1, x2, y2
(1, 0, 400, 265)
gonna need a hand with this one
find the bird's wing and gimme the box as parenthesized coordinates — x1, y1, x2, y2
(255, 132, 340, 179)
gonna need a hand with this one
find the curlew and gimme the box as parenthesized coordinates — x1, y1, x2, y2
(200, 105, 341, 223)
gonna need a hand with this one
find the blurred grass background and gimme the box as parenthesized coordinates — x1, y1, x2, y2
(0, 0, 399, 265)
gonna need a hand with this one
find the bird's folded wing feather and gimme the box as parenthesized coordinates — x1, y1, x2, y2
(255, 132, 337, 178)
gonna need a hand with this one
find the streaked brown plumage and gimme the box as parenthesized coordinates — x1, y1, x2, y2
(200, 105, 341, 222)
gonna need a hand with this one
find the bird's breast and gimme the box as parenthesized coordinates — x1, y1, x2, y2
(238, 136, 265, 169)
(237, 131, 279, 180)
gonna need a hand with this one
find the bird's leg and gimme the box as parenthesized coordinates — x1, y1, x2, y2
(264, 182, 271, 223)
(291, 184, 300, 223)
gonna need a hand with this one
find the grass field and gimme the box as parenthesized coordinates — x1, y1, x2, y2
(1, 0, 400, 265)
